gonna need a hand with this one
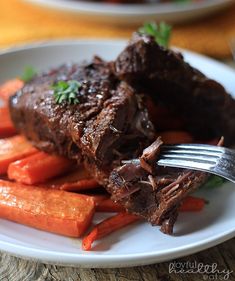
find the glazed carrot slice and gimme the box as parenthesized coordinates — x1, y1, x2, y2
(42, 166, 92, 184)
(90, 195, 110, 205)
(96, 198, 125, 212)
(0, 106, 17, 138)
(8, 151, 73, 185)
(58, 179, 100, 192)
(0, 135, 38, 175)
(32, 165, 100, 192)
(0, 78, 24, 101)
(38, 167, 100, 191)
(160, 130, 193, 144)
(82, 212, 140, 251)
(0, 179, 95, 237)
(179, 196, 206, 212)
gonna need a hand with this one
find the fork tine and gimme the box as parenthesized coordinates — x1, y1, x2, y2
(162, 144, 225, 153)
(124, 144, 235, 183)
(157, 158, 214, 171)
(160, 153, 218, 164)
(161, 149, 222, 158)
(162, 144, 235, 162)
(159, 144, 235, 183)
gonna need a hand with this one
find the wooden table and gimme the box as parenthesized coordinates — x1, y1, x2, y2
(0, 61, 234, 281)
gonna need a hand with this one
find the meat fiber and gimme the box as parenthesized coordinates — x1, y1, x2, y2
(108, 138, 207, 234)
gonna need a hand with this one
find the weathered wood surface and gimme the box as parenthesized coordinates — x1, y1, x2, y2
(0, 237, 234, 281)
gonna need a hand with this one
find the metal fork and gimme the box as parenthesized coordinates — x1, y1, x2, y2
(158, 144, 235, 183)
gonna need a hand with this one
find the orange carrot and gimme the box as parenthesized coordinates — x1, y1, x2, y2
(0, 106, 17, 138)
(82, 212, 140, 251)
(179, 196, 206, 212)
(0, 78, 24, 101)
(160, 130, 193, 144)
(96, 198, 125, 212)
(0, 135, 38, 175)
(0, 179, 95, 237)
(58, 179, 99, 192)
(42, 166, 92, 184)
(90, 195, 109, 205)
(37, 166, 100, 191)
(8, 151, 73, 185)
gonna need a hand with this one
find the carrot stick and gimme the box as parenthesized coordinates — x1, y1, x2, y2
(0, 135, 38, 175)
(41, 166, 92, 184)
(159, 130, 193, 144)
(57, 179, 99, 192)
(82, 212, 140, 251)
(0, 79, 24, 101)
(8, 151, 73, 185)
(90, 195, 109, 205)
(37, 166, 100, 191)
(0, 106, 17, 138)
(179, 196, 206, 212)
(96, 198, 125, 212)
(0, 179, 95, 237)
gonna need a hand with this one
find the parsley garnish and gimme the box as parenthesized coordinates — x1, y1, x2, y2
(52, 80, 80, 105)
(20, 66, 37, 82)
(139, 22, 172, 48)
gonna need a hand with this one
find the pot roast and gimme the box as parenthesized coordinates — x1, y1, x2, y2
(9, 34, 235, 234)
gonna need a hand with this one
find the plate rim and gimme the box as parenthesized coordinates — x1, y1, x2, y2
(22, 0, 235, 15)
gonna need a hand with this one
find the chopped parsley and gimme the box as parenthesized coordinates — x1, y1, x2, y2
(52, 80, 80, 105)
(139, 22, 172, 48)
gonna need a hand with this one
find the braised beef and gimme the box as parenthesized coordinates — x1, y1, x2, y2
(108, 138, 208, 234)
(9, 57, 155, 185)
(114, 33, 235, 145)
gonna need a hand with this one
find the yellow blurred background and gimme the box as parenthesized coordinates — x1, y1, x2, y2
(0, 0, 235, 58)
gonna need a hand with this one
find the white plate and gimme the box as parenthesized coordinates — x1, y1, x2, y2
(22, 0, 235, 24)
(0, 40, 235, 267)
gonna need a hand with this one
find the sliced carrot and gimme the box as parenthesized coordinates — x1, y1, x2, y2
(82, 212, 140, 251)
(90, 195, 109, 205)
(37, 166, 100, 191)
(0, 78, 24, 101)
(0, 179, 95, 237)
(179, 196, 206, 212)
(96, 198, 125, 212)
(0, 106, 17, 138)
(42, 166, 92, 185)
(0, 135, 38, 175)
(8, 151, 73, 185)
(58, 179, 100, 191)
(159, 130, 193, 144)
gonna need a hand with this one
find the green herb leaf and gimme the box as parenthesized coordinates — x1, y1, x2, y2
(20, 66, 37, 82)
(201, 175, 226, 189)
(139, 22, 172, 48)
(52, 80, 80, 105)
